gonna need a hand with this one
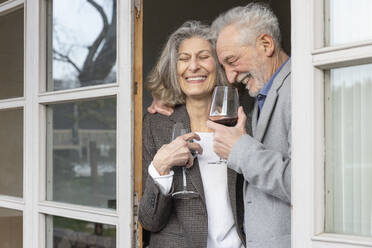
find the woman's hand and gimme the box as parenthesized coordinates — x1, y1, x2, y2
(153, 132, 202, 175)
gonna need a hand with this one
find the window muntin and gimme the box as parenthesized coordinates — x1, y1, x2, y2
(46, 215, 116, 248)
(0, 108, 23, 197)
(47, 0, 117, 91)
(326, 0, 372, 46)
(0, 8, 23, 100)
(325, 63, 372, 237)
(46, 97, 116, 209)
(0, 208, 22, 248)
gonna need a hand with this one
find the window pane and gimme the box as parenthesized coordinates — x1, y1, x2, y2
(325, 64, 372, 236)
(46, 216, 115, 248)
(47, 0, 117, 91)
(326, 0, 372, 46)
(0, 8, 24, 100)
(0, 108, 23, 197)
(46, 98, 116, 209)
(0, 208, 22, 248)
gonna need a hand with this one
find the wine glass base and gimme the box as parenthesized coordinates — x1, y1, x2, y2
(172, 190, 199, 199)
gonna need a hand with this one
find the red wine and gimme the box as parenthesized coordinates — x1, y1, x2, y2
(209, 116, 238, 127)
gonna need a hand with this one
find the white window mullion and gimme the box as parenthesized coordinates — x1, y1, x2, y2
(38, 83, 119, 104)
(0, 98, 25, 109)
(0, 0, 23, 15)
(0, 195, 24, 211)
(313, 43, 372, 70)
(24, 0, 42, 247)
(38, 201, 118, 225)
(117, 0, 134, 247)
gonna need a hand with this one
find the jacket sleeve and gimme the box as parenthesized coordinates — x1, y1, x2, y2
(138, 114, 173, 232)
(227, 128, 291, 204)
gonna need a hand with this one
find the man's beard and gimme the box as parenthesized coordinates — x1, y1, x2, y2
(246, 67, 267, 97)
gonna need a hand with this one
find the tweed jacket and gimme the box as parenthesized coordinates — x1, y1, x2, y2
(139, 105, 245, 248)
(228, 59, 291, 248)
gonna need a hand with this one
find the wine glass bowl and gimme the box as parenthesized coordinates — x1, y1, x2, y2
(209, 86, 239, 127)
(208, 86, 239, 164)
(171, 122, 199, 199)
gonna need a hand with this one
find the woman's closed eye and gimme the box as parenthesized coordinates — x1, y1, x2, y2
(198, 54, 210, 60)
(178, 56, 190, 61)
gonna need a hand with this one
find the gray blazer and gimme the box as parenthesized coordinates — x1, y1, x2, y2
(139, 105, 245, 248)
(228, 59, 291, 248)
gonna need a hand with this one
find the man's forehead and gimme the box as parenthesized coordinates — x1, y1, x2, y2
(217, 25, 241, 49)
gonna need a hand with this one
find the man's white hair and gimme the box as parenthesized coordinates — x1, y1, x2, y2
(211, 2, 281, 49)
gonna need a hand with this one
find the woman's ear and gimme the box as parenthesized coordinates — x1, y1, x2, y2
(256, 34, 275, 57)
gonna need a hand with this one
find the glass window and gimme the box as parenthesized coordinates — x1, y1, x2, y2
(46, 98, 116, 209)
(46, 216, 116, 248)
(0, 208, 22, 248)
(0, 108, 23, 197)
(0, 8, 24, 100)
(47, 0, 117, 91)
(325, 63, 372, 236)
(326, 0, 372, 46)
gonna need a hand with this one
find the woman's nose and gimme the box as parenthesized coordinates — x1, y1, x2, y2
(188, 57, 200, 72)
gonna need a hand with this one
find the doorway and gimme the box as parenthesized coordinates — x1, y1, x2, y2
(137, 0, 291, 246)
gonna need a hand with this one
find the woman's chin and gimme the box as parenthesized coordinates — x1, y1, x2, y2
(185, 91, 212, 100)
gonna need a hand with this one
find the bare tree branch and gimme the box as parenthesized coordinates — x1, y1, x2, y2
(87, 0, 108, 28)
(53, 49, 81, 73)
(79, 0, 111, 83)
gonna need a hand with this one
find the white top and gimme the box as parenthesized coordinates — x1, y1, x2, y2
(149, 132, 243, 248)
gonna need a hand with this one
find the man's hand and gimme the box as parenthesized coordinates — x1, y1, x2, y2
(147, 98, 174, 116)
(207, 106, 247, 159)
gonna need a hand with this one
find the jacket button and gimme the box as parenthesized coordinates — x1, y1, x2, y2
(151, 194, 156, 208)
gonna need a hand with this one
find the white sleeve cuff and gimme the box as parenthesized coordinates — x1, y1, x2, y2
(148, 162, 174, 195)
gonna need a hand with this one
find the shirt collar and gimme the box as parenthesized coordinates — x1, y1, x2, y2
(257, 57, 290, 97)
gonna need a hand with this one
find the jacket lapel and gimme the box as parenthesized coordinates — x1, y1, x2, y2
(169, 105, 206, 203)
(251, 101, 259, 136)
(254, 90, 278, 141)
(254, 59, 291, 142)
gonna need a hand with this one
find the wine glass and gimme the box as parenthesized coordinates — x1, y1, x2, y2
(171, 122, 199, 199)
(208, 86, 239, 165)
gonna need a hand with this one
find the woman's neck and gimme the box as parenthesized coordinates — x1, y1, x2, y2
(185, 96, 213, 133)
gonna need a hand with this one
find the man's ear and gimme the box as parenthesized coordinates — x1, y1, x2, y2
(256, 34, 275, 57)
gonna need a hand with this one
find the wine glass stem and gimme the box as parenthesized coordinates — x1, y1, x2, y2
(182, 167, 187, 191)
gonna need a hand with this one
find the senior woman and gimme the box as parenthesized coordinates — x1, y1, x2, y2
(139, 21, 245, 248)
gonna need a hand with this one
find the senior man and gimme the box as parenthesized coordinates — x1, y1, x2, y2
(206, 3, 291, 248)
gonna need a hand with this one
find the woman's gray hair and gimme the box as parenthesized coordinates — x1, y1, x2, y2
(147, 20, 228, 106)
(211, 3, 281, 49)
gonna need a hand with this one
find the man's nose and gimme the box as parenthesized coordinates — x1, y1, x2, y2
(226, 70, 237, 84)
